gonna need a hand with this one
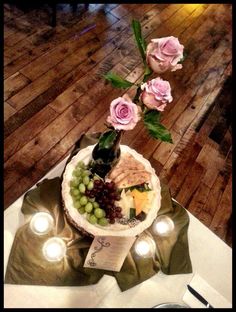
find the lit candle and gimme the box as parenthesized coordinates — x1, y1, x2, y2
(42, 237, 66, 262)
(30, 212, 54, 235)
(152, 215, 175, 237)
(134, 234, 156, 258)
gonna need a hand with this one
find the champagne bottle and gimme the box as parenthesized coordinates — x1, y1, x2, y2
(90, 129, 122, 178)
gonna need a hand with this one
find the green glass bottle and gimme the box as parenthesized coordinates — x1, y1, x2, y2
(90, 129, 122, 178)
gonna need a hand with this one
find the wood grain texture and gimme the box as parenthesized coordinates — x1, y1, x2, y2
(4, 4, 232, 246)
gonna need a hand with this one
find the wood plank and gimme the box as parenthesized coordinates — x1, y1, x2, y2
(4, 14, 38, 47)
(4, 106, 78, 191)
(171, 4, 208, 38)
(210, 175, 232, 240)
(3, 17, 134, 135)
(221, 147, 232, 181)
(48, 3, 180, 114)
(199, 172, 228, 227)
(173, 15, 229, 89)
(4, 63, 86, 138)
(186, 182, 211, 218)
(7, 39, 102, 110)
(175, 162, 206, 207)
(4, 25, 56, 63)
(196, 143, 225, 188)
(4, 25, 15, 38)
(195, 65, 232, 147)
(19, 12, 119, 81)
(159, 151, 179, 182)
(167, 139, 202, 197)
(172, 45, 231, 136)
(147, 6, 223, 130)
(110, 4, 133, 18)
(153, 130, 181, 166)
(4, 72, 31, 101)
(3, 6, 119, 79)
(4, 102, 16, 122)
(6, 3, 159, 112)
(4, 106, 59, 162)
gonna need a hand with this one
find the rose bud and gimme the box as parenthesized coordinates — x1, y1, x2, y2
(146, 36, 184, 73)
(140, 77, 173, 111)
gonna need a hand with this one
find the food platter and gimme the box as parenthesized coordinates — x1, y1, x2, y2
(62, 144, 161, 237)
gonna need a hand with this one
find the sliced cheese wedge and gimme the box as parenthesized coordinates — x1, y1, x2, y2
(130, 189, 149, 216)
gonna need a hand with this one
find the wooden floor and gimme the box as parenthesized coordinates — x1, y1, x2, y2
(4, 4, 232, 246)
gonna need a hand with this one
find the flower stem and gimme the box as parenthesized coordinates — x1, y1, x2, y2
(133, 86, 142, 104)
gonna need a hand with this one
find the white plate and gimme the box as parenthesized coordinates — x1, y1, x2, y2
(62, 144, 161, 237)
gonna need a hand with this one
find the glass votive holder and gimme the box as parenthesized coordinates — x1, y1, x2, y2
(30, 212, 54, 235)
(42, 237, 66, 262)
(133, 233, 156, 258)
(152, 215, 175, 237)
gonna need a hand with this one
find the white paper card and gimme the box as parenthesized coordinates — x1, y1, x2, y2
(84, 236, 136, 272)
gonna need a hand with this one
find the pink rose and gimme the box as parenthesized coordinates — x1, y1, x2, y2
(107, 95, 141, 130)
(140, 77, 173, 111)
(146, 36, 184, 73)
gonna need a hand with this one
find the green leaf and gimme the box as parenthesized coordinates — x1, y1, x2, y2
(144, 110, 173, 143)
(143, 65, 153, 82)
(98, 130, 117, 149)
(104, 72, 134, 89)
(131, 19, 147, 62)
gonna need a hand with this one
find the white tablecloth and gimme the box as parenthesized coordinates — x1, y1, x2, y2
(4, 157, 232, 308)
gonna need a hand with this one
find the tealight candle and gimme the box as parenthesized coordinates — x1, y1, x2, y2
(42, 237, 66, 262)
(30, 212, 54, 235)
(134, 234, 156, 258)
(152, 215, 175, 237)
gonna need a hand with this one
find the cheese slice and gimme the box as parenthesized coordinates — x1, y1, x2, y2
(130, 189, 149, 216)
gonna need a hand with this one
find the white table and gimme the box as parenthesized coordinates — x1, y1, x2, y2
(4, 156, 232, 308)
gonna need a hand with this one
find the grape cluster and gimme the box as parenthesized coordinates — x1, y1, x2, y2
(86, 179, 122, 224)
(69, 161, 109, 226)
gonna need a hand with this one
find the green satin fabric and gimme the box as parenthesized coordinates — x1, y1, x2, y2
(5, 134, 192, 291)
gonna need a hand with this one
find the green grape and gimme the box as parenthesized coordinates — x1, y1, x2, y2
(75, 192, 82, 200)
(80, 196, 88, 206)
(70, 180, 78, 188)
(71, 188, 79, 196)
(89, 214, 97, 224)
(94, 208, 105, 219)
(87, 181, 94, 190)
(74, 200, 81, 209)
(78, 207, 85, 214)
(85, 202, 93, 213)
(77, 161, 85, 168)
(74, 177, 82, 186)
(98, 217, 109, 226)
(83, 176, 90, 185)
(93, 175, 100, 180)
(88, 197, 95, 203)
(74, 168, 82, 177)
(79, 183, 86, 193)
(93, 201, 99, 209)
(82, 170, 91, 177)
(72, 170, 80, 177)
(86, 213, 91, 221)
